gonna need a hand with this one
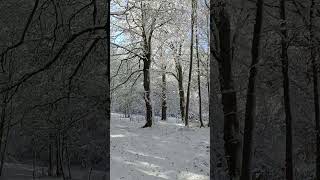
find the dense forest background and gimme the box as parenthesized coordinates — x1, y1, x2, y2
(209, 0, 320, 180)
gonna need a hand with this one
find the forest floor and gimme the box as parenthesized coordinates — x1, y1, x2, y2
(1, 162, 105, 180)
(111, 113, 209, 180)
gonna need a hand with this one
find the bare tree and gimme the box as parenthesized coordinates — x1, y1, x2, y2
(185, 0, 196, 126)
(113, 1, 173, 128)
(195, 0, 204, 128)
(160, 47, 167, 121)
(170, 42, 186, 122)
(280, 0, 294, 179)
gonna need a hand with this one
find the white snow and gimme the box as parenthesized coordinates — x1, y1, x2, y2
(111, 113, 209, 180)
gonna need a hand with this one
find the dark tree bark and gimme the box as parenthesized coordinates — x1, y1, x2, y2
(54, 132, 64, 178)
(195, 16, 204, 128)
(66, 143, 72, 179)
(48, 143, 53, 176)
(209, 1, 215, 177)
(33, 150, 36, 180)
(0, 111, 10, 176)
(280, 0, 293, 179)
(161, 65, 167, 121)
(55, 135, 62, 176)
(125, 102, 131, 118)
(207, 13, 211, 128)
(141, 2, 154, 128)
(0, 92, 8, 176)
(105, 0, 111, 179)
(240, 0, 264, 179)
(59, 136, 66, 180)
(177, 68, 186, 122)
(142, 57, 153, 128)
(212, 0, 241, 178)
(185, 0, 196, 126)
(175, 44, 186, 122)
(310, 0, 320, 178)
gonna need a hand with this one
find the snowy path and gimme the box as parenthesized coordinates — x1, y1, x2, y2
(111, 113, 209, 180)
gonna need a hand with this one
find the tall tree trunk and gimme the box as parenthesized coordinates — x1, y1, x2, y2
(142, 58, 153, 128)
(59, 135, 65, 180)
(140, 2, 154, 128)
(48, 143, 53, 176)
(0, 68, 13, 176)
(33, 150, 36, 180)
(209, 1, 215, 177)
(240, 0, 264, 179)
(0, 114, 11, 176)
(195, 15, 204, 128)
(161, 65, 167, 121)
(185, 0, 197, 126)
(0, 101, 13, 176)
(174, 43, 186, 122)
(280, 0, 293, 179)
(176, 60, 185, 122)
(56, 134, 62, 176)
(66, 143, 72, 179)
(310, 0, 320, 178)
(178, 71, 185, 122)
(105, 0, 111, 179)
(207, 13, 211, 128)
(0, 92, 8, 175)
(125, 100, 131, 118)
(212, 1, 241, 179)
(0, 92, 8, 177)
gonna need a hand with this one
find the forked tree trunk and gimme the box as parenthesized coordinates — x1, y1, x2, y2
(241, 0, 264, 179)
(280, 0, 293, 179)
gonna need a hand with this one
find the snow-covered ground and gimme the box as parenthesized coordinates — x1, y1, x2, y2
(1, 113, 209, 180)
(111, 113, 209, 180)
